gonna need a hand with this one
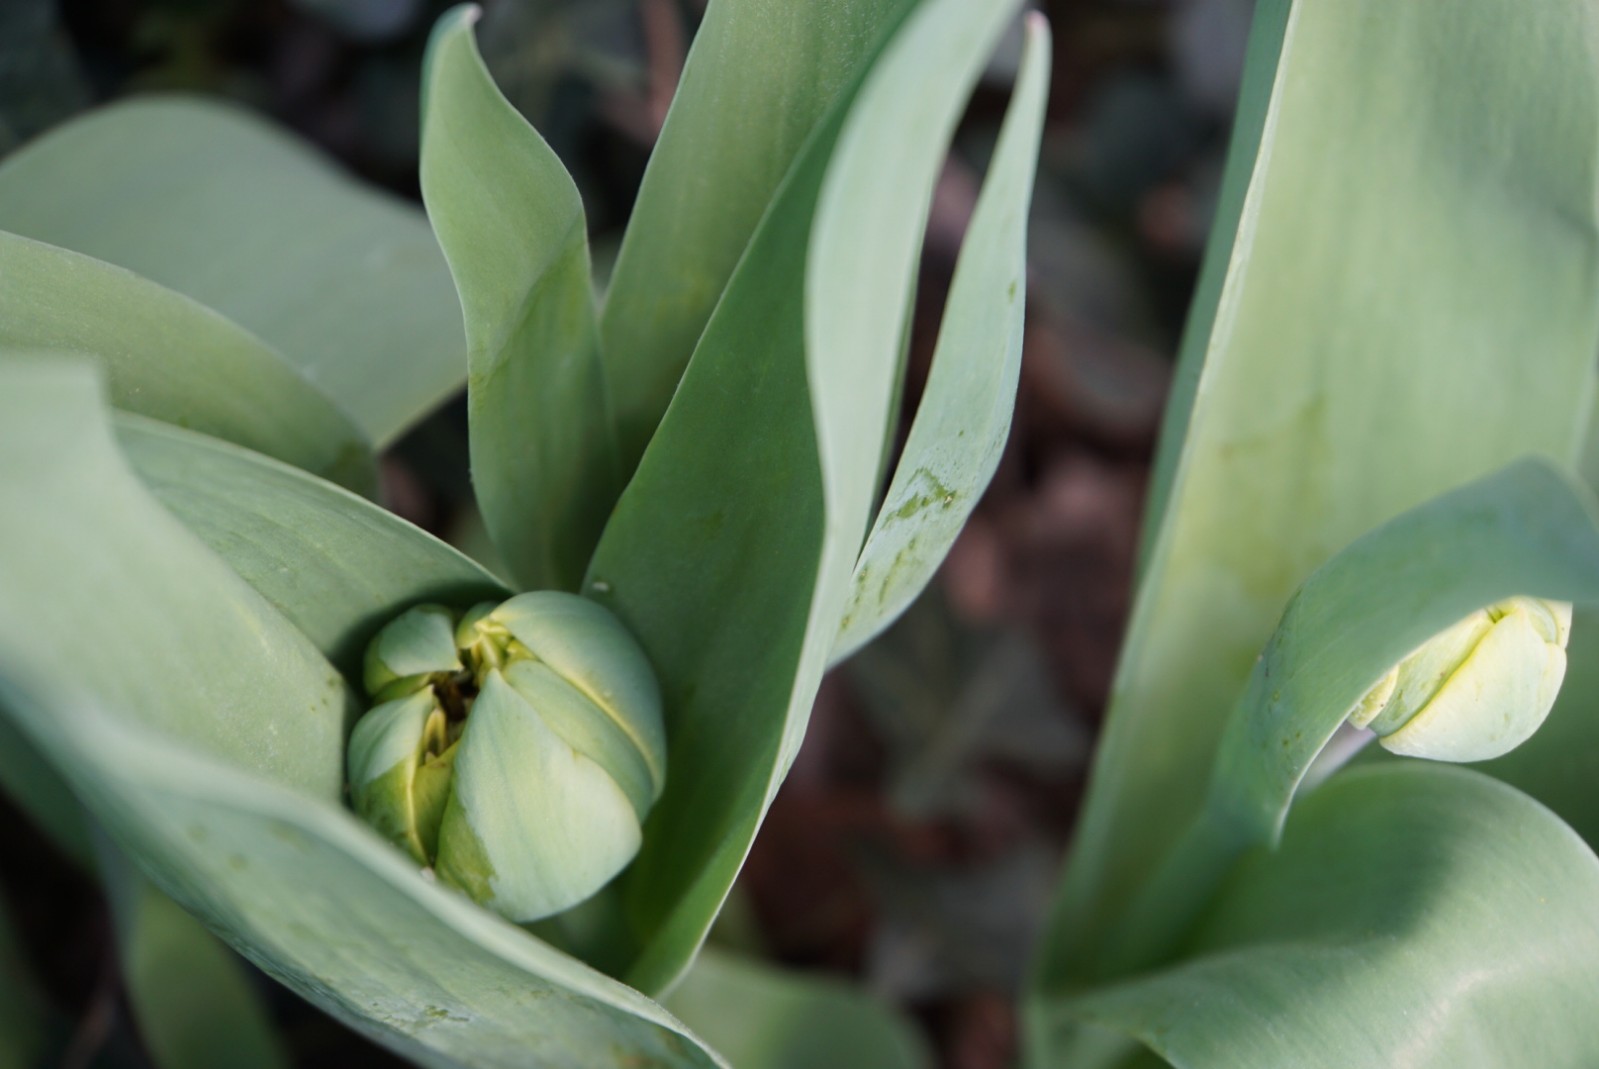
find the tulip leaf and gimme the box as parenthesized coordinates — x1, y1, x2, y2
(0, 673, 726, 1069)
(0, 358, 353, 802)
(665, 950, 931, 1069)
(0, 232, 375, 494)
(1036, 0, 1599, 1004)
(99, 845, 291, 1069)
(0, 98, 466, 446)
(1087, 459, 1599, 984)
(1037, 764, 1599, 1069)
(115, 415, 508, 677)
(420, 6, 619, 592)
(588, 0, 1027, 995)
(599, 0, 917, 472)
(831, 14, 1049, 663)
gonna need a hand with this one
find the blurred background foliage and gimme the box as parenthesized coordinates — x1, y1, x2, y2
(0, 0, 1251, 1065)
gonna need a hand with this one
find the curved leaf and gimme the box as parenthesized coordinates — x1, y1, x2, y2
(100, 846, 290, 1069)
(600, 0, 917, 471)
(1039, 765, 1599, 1069)
(0, 233, 375, 493)
(589, 0, 1027, 995)
(665, 950, 931, 1069)
(1038, 0, 1599, 1000)
(0, 358, 352, 801)
(0, 97, 466, 446)
(116, 415, 507, 677)
(420, 6, 619, 592)
(831, 14, 1050, 662)
(0, 673, 726, 1069)
(1093, 459, 1599, 982)
(0, 359, 724, 1069)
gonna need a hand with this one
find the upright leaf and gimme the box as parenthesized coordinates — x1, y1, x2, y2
(0, 98, 466, 446)
(1036, 0, 1599, 1001)
(589, 0, 1027, 995)
(1039, 765, 1599, 1069)
(831, 15, 1050, 661)
(116, 416, 508, 676)
(600, 0, 916, 471)
(421, 6, 618, 592)
(0, 232, 375, 493)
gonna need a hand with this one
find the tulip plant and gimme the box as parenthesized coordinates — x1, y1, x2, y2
(3, 0, 1599, 1067)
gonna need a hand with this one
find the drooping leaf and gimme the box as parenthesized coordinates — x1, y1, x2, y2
(116, 415, 507, 677)
(588, 0, 1028, 996)
(1038, 765, 1599, 1069)
(665, 950, 931, 1069)
(420, 6, 619, 592)
(1036, 0, 1599, 1002)
(0, 360, 724, 1069)
(0, 358, 352, 801)
(99, 845, 291, 1069)
(1087, 459, 1599, 984)
(831, 14, 1050, 662)
(599, 0, 917, 472)
(0, 97, 466, 446)
(0, 233, 375, 493)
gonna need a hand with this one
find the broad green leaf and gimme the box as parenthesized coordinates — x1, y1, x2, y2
(831, 15, 1049, 662)
(599, 0, 917, 471)
(1090, 460, 1599, 981)
(0, 883, 50, 1069)
(1038, 765, 1599, 1069)
(665, 950, 931, 1069)
(99, 845, 290, 1069)
(115, 415, 508, 677)
(0, 233, 375, 493)
(0, 360, 723, 1069)
(0, 359, 352, 801)
(0, 674, 726, 1069)
(421, 6, 619, 592)
(0, 98, 466, 446)
(589, 0, 1026, 996)
(1037, 0, 1599, 999)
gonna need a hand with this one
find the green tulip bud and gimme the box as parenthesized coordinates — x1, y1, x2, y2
(1348, 597, 1571, 761)
(362, 603, 463, 702)
(345, 591, 665, 922)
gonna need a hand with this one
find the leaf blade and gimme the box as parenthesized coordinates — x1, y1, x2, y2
(420, 6, 618, 592)
(831, 14, 1050, 662)
(0, 232, 375, 493)
(0, 97, 466, 446)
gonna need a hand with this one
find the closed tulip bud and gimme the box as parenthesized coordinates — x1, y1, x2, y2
(346, 591, 665, 922)
(1348, 597, 1571, 762)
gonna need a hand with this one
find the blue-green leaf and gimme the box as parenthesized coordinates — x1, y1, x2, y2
(0, 98, 466, 446)
(420, 6, 619, 592)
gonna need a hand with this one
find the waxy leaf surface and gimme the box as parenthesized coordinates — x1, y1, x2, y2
(421, 6, 619, 592)
(0, 98, 466, 446)
(0, 234, 375, 493)
(1036, 0, 1599, 1013)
